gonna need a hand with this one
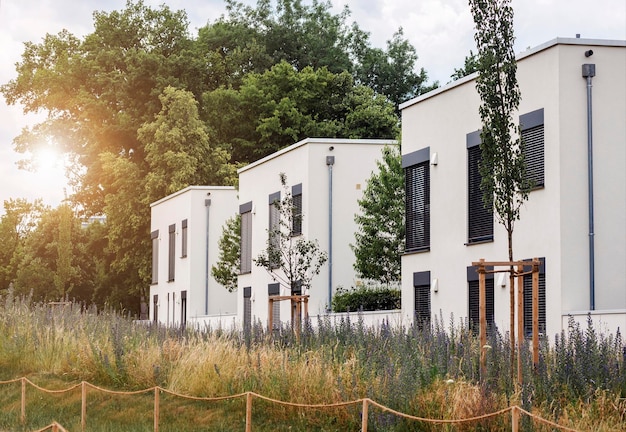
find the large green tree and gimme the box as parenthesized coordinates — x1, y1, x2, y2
(204, 61, 399, 162)
(1, 0, 433, 311)
(352, 145, 404, 285)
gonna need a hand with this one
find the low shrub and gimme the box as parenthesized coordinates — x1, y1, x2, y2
(331, 284, 400, 312)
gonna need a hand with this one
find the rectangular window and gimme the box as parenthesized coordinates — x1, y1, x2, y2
(269, 192, 281, 269)
(268, 283, 280, 330)
(243, 287, 252, 332)
(523, 258, 546, 337)
(153, 294, 159, 323)
(403, 148, 430, 252)
(467, 265, 495, 334)
(151, 230, 159, 284)
(181, 219, 188, 258)
(467, 131, 493, 243)
(168, 224, 176, 282)
(240, 202, 253, 274)
(413, 271, 431, 329)
(292, 183, 302, 235)
(520, 108, 545, 189)
(180, 291, 187, 328)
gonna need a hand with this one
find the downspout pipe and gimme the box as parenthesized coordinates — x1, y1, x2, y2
(205, 196, 212, 315)
(582, 61, 595, 310)
(326, 155, 335, 311)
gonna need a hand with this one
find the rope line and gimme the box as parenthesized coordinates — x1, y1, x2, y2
(367, 399, 512, 424)
(159, 387, 248, 401)
(518, 407, 581, 432)
(25, 378, 81, 394)
(251, 392, 364, 409)
(1, 377, 587, 431)
(84, 382, 155, 395)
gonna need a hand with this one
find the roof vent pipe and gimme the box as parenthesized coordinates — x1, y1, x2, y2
(582, 62, 595, 310)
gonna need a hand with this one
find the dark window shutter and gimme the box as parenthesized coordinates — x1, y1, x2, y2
(168, 224, 176, 282)
(405, 161, 430, 251)
(292, 193, 302, 235)
(467, 145, 493, 243)
(240, 211, 252, 274)
(243, 287, 252, 332)
(413, 271, 431, 329)
(467, 267, 494, 335)
(523, 258, 546, 336)
(522, 125, 545, 188)
(151, 230, 159, 284)
(268, 283, 280, 329)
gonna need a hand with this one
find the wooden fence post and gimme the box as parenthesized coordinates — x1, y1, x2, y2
(361, 398, 369, 432)
(511, 406, 519, 432)
(154, 387, 160, 432)
(517, 263, 524, 387)
(21, 377, 26, 425)
(245, 392, 253, 432)
(478, 259, 487, 380)
(268, 298, 273, 333)
(532, 258, 539, 367)
(81, 381, 87, 432)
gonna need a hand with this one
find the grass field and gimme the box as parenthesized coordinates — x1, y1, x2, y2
(0, 292, 624, 431)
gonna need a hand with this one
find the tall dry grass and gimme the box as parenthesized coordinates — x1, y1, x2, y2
(0, 291, 624, 431)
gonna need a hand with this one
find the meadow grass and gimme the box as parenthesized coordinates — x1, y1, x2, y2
(0, 292, 624, 431)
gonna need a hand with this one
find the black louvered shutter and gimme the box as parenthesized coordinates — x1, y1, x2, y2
(405, 161, 430, 251)
(522, 125, 545, 188)
(468, 279, 494, 334)
(523, 259, 546, 336)
(468, 145, 493, 243)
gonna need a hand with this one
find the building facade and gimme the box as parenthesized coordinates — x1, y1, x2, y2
(149, 186, 239, 327)
(400, 38, 626, 337)
(237, 138, 396, 329)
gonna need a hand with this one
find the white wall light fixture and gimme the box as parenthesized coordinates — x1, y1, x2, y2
(430, 152, 438, 166)
(497, 273, 506, 288)
(432, 278, 439, 293)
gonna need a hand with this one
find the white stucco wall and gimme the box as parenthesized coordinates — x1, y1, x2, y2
(237, 138, 396, 327)
(149, 186, 239, 326)
(400, 38, 626, 338)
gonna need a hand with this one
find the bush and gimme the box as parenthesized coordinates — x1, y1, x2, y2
(332, 284, 400, 312)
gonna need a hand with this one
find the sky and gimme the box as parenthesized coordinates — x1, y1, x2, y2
(0, 0, 624, 214)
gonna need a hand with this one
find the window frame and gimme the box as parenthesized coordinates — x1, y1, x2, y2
(413, 271, 431, 329)
(240, 202, 253, 274)
(291, 183, 303, 236)
(181, 219, 188, 258)
(151, 230, 159, 285)
(467, 131, 494, 244)
(168, 224, 176, 282)
(520, 108, 545, 190)
(403, 147, 430, 253)
(268, 191, 281, 269)
(467, 265, 495, 334)
(523, 257, 546, 337)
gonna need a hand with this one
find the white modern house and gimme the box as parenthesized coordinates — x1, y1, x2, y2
(400, 38, 626, 337)
(237, 138, 397, 329)
(149, 186, 239, 327)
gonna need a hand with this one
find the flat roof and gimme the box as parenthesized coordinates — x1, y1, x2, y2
(237, 137, 397, 174)
(150, 185, 236, 207)
(399, 37, 626, 111)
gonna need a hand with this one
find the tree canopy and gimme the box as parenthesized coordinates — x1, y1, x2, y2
(1, 0, 435, 313)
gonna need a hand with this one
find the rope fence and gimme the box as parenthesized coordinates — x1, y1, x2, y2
(0, 377, 581, 432)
